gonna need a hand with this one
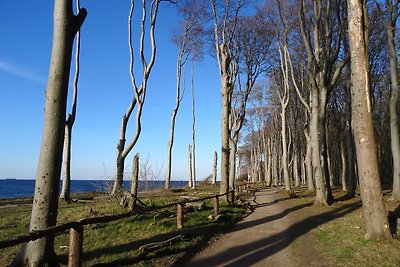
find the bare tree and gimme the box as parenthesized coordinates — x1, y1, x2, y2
(347, 0, 392, 239)
(210, 0, 242, 201)
(12, 0, 86, 265)
(113, 0, 169, 196)
(275, 0, 294, 196)
(188, 144, 193, 187)
(228, 14, 271, 201)
(60, 0, 82, 202)
(382, 0, 400, 201)
(165, 13, 190, 190)
(190, 58, 197, 189)
(212, 151, 218, 184)
(299, 0, 348, 205)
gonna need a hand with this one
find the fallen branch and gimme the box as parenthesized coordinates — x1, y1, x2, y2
(138, 234, 183, 252)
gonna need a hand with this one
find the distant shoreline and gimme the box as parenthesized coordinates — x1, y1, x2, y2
(0, 179, 190, 200)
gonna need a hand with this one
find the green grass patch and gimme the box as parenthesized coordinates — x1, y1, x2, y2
(0, 184, 246, 266)
(288, 187, 400, 267)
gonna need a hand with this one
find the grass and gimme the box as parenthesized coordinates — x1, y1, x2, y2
(286, 187, 400, 267)
(0, 184, 247, 266)
(3, 183, 399, 266)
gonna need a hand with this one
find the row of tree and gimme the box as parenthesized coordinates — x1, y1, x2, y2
(10, 0, 399, 266)
(232, 0, 397, 241)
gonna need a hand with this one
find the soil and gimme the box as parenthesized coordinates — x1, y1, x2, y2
(182, 187, 327, 267)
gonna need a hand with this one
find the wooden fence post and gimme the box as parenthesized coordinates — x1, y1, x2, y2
(213, 196, 219, 216)
(68, 225, 83, 267)
(177, 204, 184, 229)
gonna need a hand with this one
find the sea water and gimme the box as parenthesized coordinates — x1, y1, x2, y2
(0, 179, 188, 199)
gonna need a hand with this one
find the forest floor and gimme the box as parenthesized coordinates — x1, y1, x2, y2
(178, 186, 400, 267)
(1, 185, 400, 266)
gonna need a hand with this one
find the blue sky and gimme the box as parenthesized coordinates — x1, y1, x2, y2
(0, 1, 222, 181)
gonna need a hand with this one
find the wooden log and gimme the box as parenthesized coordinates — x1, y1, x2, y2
(68, 225, 83, 267)
(177, 204, 184, 229)
(213, 196, 219, 217)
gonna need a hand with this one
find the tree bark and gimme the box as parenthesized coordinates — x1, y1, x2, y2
(113, 0, 162, 196)
(310, 90, 328, 205)
(190, 59, 196, 189)
(294, 152, 300, 187)
(229, 136, 238, 203)
(345, 81, 356, 197)
(304, 126, 315, 192)
(60, 120, 72, 202)
(188, 144, 193, 187)
(130, 153, 139, 209)
(60, 10, 81, 202)
(385, 0, 400, 201)
(220, 46, 231, 200)
(12, 1, 86, 265)
(340, 139, 347, 192)
(212, 151, 218, 185)
(347, 0, 392, 239)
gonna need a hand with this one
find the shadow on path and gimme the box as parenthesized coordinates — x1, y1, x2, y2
(187, 201, 361, 267)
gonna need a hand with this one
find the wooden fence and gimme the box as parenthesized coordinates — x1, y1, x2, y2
(0, 182, 256, 267)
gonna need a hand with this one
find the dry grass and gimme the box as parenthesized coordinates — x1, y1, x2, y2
(0, 184, 245, 266)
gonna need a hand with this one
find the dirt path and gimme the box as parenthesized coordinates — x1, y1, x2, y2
(184, 187, 325, 267)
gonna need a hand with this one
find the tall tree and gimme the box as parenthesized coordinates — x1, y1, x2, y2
(228, 14, 271, 201)
(165, 4, 191, 189)
(60, 0, 82, 202)
(210, 0, 242, 201)
(383, 0, 400, 201)
(166, 0, 206, 189)
(347, 0, 392, 239)
(276, 0, 294, 195)
(299, 0, 348, 205)
(12, 0, 86, 265)
(190, 58, 197, 189)
(113, 0, 169, 195)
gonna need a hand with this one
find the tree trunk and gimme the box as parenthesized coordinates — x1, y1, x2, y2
(294, 152, 299, 187)
(301, 155, 306, 185)
(212, 151, 218, 185)
(131, 153, 139, 209)
(60, 120, 72, 202)
(266, 138, 272, 186)
(386, 6, 400, 201)
(319, 89, 334, 204)
(347, 0, 392, 239)
(345, 84, 356, 198)
(188, 144, 193, 187)
(60, 12, 81, 202)
(305, 127, 314, 192)
(220, 64, 231, 200)
(340, 139, 347, 192)
(229, 137, 237, 203)
(191, 60, 196, 189)
(113, 0, 161, 196)
(12, 1, 86, 265)
(165, 107, 179, 190)
(310, 90, 328, 205)
(272, 137, 279, 186)
(281, 109, 292, 195)
(113, 117, 128, 195)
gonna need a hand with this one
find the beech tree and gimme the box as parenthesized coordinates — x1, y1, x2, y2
(347, 0, 392, 239)
(165, 3, 191, 190)
(382, 0, 400, 201)
(11, 0, 86, 265)
(113, 0, 170, 196)
(299, 0, 348, 205)
(228, 14, 271, 201)
(60, 0, 83, 202)
(210, 0, 243, 201)
(275, 0, 294, 195)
